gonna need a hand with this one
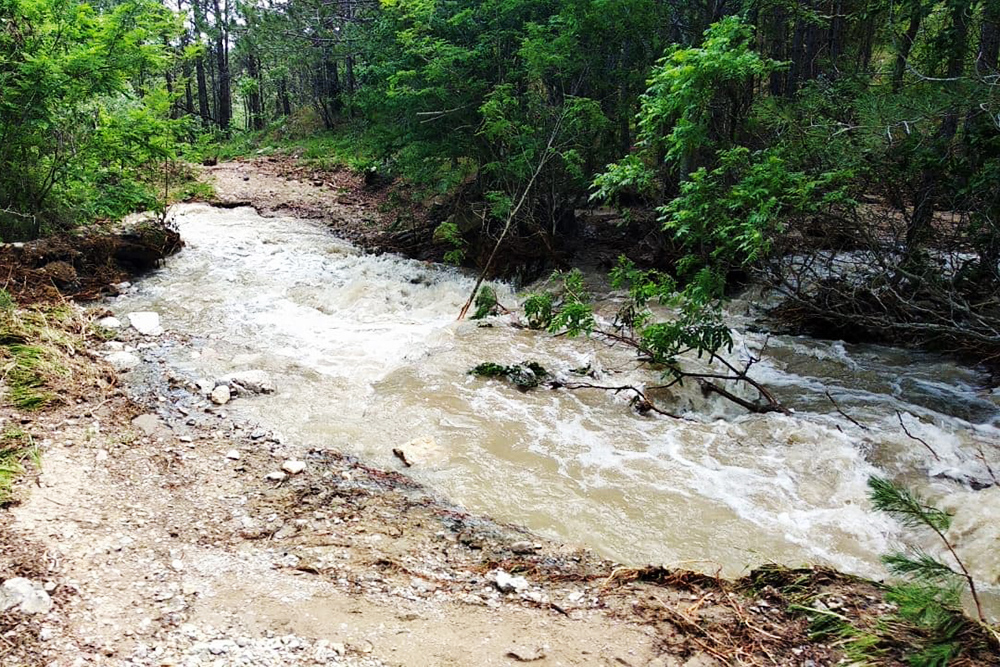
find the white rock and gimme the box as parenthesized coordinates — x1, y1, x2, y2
(127, 312, 163, 336)
(265, 471, 288, 482)
(225, 449, 241, 461)
(207, 639, 229, 655)
(281, 460, 306, 475)
(0, 578, 53, 614)
(392, 435, 447, 467)
(492, 569, 529, 594)
(97, 316, 123, 330)
(105, 351, 141, 372)
(104, 341, 125, 351)
(210, 385, 231, 405)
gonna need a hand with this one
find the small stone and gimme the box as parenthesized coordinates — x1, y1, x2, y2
(265, 471, 288, 482)
(507, 647, 546, 662)
(281, 460, 306, 475)
(274, 523, 297, 540)
(97, 316, 123, 330)
(222, 370, 275, 396)
(510, 541, 539, 555)
(0, 578, 53, 614)
(106, 351, 141, 372)
(225, 450, 241, 461)
(492, 569, 529, 594)
(207, 639, 228, 655)
(392, 435, 446, 467)
(210, 385, 231, 405)
(131, 414, 161, 436)
(127, 312, 163, 336)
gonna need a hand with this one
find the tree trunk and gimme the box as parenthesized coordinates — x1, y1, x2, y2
(976, 0, 1000, 77)
(190, 0, 213, 123)
(278, 77, 291, 117)
(211, 0, 231, 131)
(179, 29, 195, 116)
(892, 1, 924, 92)
(905, 0, 970, 254)
(246, 55, 265, 131)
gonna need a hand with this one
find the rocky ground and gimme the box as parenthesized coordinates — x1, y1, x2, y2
(0, 161, 996, 666)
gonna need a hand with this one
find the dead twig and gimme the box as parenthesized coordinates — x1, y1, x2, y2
(895, 410, 941, 461)
(825, 390, 869, 430)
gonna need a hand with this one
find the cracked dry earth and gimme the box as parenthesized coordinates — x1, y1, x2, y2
(5, 340, 668, 667)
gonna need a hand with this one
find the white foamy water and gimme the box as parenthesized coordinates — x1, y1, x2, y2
(117, 204, 1000, 617)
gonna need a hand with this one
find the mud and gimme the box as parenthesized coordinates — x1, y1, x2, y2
(0, 222, 182, 303)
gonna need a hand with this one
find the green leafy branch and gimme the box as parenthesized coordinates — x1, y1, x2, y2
(867, 477, 986, 625)
(519, 261, 783, 415)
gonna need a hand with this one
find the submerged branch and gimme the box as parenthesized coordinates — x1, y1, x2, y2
(555, 381, 686, 420)
(895, 410, 941, 461)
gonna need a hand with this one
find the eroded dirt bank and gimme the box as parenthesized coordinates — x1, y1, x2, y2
(1, 162, 997, 666)
(203, 159, 406, 254)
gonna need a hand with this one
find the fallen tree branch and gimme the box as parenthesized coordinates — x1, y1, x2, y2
(458, 114, 566, 320)
(825, 390, 869, 430)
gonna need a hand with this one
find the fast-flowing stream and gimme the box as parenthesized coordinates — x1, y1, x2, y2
(117, 203, 1000, 617)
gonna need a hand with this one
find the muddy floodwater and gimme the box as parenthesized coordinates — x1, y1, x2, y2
(117, 204, 1000, 617)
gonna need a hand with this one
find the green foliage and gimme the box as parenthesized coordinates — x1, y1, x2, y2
(548, 270, 594, 336)
(866, 476, 993, 662)
(609, 256, 732, 375)
(469, 360, 548, 390)
(662, 147, 852, 280)
(0, 427, 38, 505)
(0, 0, 184, 232)
(798, 607, 884, 663)
(522, 292, 553, 330)
(886, 583, 966, 667)
(433, 219, 467, 265)
(5, 344, 54, 410)
(354, 0, 676, 224)
(522, 269, 594, 336)
(595, 16, 778, 201)
(470, 286, 498, 319)
(0, 305, 76, 410)
(867, 477, 952, 534)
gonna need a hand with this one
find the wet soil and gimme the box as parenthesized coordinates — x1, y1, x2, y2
(0, 222, 183, 304)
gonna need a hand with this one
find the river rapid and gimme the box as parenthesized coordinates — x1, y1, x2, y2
(117, 204, 1000, 617)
